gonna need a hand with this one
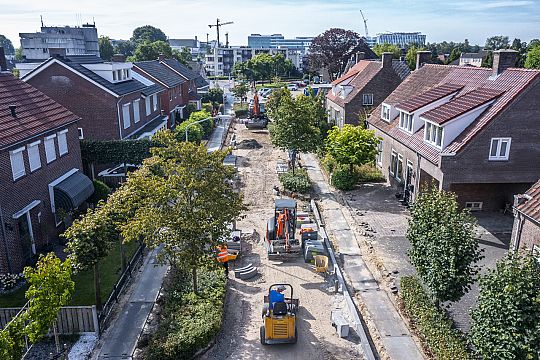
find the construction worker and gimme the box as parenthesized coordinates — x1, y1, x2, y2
(217, 245, 230, 276)
(268, 285, 286, 310)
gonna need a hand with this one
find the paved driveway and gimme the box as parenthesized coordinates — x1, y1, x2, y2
(344, 183, 513, 331)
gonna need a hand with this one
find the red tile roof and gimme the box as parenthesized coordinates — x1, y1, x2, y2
(421, 87, 504, 125)
(516, 179, 540, 224)
(395, 83, 463, 113)
(0, 73, 79, 149)
(331, 61, 371, 86)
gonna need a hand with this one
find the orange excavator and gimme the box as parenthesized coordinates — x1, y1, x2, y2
(266, 199, 301, 260)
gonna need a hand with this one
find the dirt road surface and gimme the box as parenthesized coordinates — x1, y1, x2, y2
(200, 123, 364, 360)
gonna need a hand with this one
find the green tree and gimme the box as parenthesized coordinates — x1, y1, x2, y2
(88, 180, 111, 206)
(63, 206, 117, 310)
(132, 40, 172, 61)
(470, 252, 540, 359)
(172, 47, 192, 66)
(187, 110, 213, 136)
(248, 53, 274, 82)
(511, 38, 527, 67)
(24, 254, 74, 352)
(482, 51, 494, 68)
(268, 91, 322, 173)
(372, 43, 401, 58)
(325, 125, 380, 173)
(202, 87, 224, 110)
(405, 45, 426, 70)
(446, 47, 461, 65)
(99, 36, 114, 61)
(120, 136, 245, 292)
(131, 25, 167, 44)
(114, 40, 135, 57)
(231, 83, 249, 104)
(15, 47, 23, 61)
(525, 43, 540, 69)
(406, 188, 482, 304)
(0, 35, 15, 54)
(484, 35, 510, 50)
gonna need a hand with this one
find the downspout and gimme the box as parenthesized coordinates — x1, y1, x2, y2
(0, 206, 13, 273)
(512, 212, 525, 252)
(116, 95, 126, 140)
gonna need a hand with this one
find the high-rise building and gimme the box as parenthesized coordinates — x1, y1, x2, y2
(248, 34, 285, 48)
(248, 34, 314, 54)
(375, 32, 426, 48)
(19, 23, 100, 60)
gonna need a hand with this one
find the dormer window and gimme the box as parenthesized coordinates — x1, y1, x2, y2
(424, 121, 443, 148)
(362, 93, 373, 106)
(398, 111, 413, 133)
(381, 104, 391, 121)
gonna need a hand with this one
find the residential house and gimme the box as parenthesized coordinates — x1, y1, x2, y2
(511, 180, 540, 257)
(367, 50, 540, 210)
(19, 55, 166, 141)
(326, 52, 410, 128)
(459, 52, 487, 67)
(0, 67, 93, 273)
(160, 58, 210, 110)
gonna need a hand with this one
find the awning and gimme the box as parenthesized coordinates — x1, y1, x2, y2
(53, 171, 94, 211)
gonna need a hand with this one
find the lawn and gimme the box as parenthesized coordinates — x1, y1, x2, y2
(0, 241, 140, 308)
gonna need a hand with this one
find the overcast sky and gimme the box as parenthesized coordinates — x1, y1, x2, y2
(1, 0, 539, 47)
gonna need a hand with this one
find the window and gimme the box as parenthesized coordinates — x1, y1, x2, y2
(390, 150, 397, 176)
(122, 103, 131, 129)
(381, 104, 391, 121)
(57, 130, 68, 156)
(133, 100, 141, 123)
(44, 135, 56, 163)
(424, 122, 443, 148)
(27, 141, 41, 172)
(10, 147, 25, 180)
(78, 128, 84, 139)
(113, 71, 117, 81)
(362, 93, 373, 106)
(489, 138, 511, 160)
(145, 97, 151, 116)
(376, 140, 383, 166)
(396, 154, 403, 181)
(152, 94, 158, 111)
(398, 111, 413, 133)
(465, 202, 483, 211)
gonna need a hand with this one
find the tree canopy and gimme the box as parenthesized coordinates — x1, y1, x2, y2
(114, 40, 135, 57)
(325, 125, 380, 173)
(99, 36, 114, 61)
(372, 43, 402, 59)
(406, 188, 482, 304)
(484, 35, 510, 50)
(0, 35, 15, 54)
(172, 47, 192, 66)
(469, 252, 540, 359)
(233, 53, 293, 83)
(131, 25, 167, 44)
(308, 28, 375, 80)
(131, 40, 172, 62)
(525, 43, 540, 69)
(405, 45, 427, 70)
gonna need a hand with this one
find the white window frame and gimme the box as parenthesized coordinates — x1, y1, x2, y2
(424, 121, 444, 149)
(376, 140, 383, 166)
(44, 135, 57, 163)
(465, 202, 483, 211)
(362, 93, 373, 106)
(133, 99, 141, 123)
(398, 111, 413, 133)
(390, 150, 397, 176)
(10, 147, 26, 180)
(27, 141, 41, 172)
(396, 154, 403, 181)
(78, 128, 84, 139)
(489, 137, 511, 161)
(122, 103, 131, 129)
(145, 96, 151, 116)
(152, 94, 158, 111)
(57, 129, 68, 156)
(381, 103, 391, 121)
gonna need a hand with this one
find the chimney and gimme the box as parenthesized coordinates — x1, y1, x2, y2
(158, 53, 166, 62)
(381, 52, 393, 68)
(111, 54, 126, 63)
(0, 47, 7, 72)
(416, 50, 431, 70)
(492, 49, 518, 77)
(195, 35, 198, 42)
(9, 105, 17, 118)
(355, 52, 365, 64)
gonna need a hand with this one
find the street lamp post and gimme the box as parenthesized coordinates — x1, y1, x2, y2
(185, 117, 215, 142)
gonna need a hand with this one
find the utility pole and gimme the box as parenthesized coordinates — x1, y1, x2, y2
(208, 18, 233, 48)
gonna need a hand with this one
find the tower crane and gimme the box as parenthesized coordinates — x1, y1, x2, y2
(208, 19, 233, 48)
(360, 10, 369, 38)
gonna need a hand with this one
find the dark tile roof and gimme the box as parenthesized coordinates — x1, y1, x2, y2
(127, 114, 168, 139)
(368, 64, 540, 162)
(516, 179, 540, 224)
(396, 83, 464, 113)
(141, 84, 164, 96)
(0, 72, 79, 149)
(162, 59, 209, 90)
(134, 60, 186, 88)
(421, 87, 504, 125)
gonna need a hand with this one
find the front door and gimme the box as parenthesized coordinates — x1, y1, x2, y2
(18, 212, 35, 263)
(404, 161, 414, 204)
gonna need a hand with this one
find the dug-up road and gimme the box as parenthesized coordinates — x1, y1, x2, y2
(200, 123, 364, 360)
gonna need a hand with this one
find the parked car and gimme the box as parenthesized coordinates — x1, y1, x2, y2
(287, 83, 299, 91)
(296, 81, 307, 88)
(303, 87, 319, 96)
(258, 87, 271, 96)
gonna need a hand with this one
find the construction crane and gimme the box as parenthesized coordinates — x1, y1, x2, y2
(360, 10, 369, 38)
(208, 18, 233, 48)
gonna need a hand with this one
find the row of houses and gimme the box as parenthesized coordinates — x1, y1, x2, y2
(0, 47, 209, 273)
(326, 49, 540, 255)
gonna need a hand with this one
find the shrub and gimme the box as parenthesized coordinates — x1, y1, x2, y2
(235, 109, 248, 118)
(175, 120, 203, 142)
(279, 169, 311, 193)
(0, 273, 24, 292)
(147, 268, 226, 360)
(88, 180, 111, 205)
(321, 153, 338, 174)
(202, 102, 213, 113)
(331, 169, 358, 190)
(356, 164, 385, 183)
(400, 276, 470, 360)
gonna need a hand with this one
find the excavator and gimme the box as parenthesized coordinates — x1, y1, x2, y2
(265, 199, 301, 260)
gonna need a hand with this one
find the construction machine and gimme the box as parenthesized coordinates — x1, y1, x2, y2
(260, 284, 299, 345)
(266, 199, 301, 260)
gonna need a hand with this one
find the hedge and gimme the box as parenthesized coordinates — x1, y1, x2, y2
(331, 169, 358, 190)
(80, 139, 155, 165)
(400, 276, 470, 360)
(279, 169, 311, 193)
(147, 268, 226, 360)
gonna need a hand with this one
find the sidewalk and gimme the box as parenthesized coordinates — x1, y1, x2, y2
(303, 154, 423, 360)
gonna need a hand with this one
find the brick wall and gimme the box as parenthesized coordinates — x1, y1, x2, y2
(449, 183, 532, 211)
(511, 216, 540, 251)
(0, 122, 83, 273)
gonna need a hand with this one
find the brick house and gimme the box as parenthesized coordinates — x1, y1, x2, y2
(0, 70, 94, 274)
(161, 58, 210, 110)
(367, 50, 540, 211)
(20, 55, 166, 141)
(511, 180, 540, 256)
(326, 52, 410, 127)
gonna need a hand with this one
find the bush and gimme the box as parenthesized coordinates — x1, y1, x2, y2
(88, 180, 111, 205)
(331, 169, 358, 190)
(321, 153, 338, 174)
(400, 276, 470, 360)
(147, 268, 226, 360)
(188, 110, 213, 137)
(356, 164, 385, 182)
(235, 109, 248, 118)
(176, 120, 203, 142)
(279, 169, 311, 193)
(202, 102, 213, 113)
(0, 273, 24, 292)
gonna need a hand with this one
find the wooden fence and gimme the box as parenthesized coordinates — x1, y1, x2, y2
(0, 305, 99, 335)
